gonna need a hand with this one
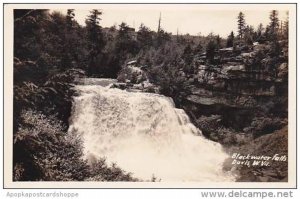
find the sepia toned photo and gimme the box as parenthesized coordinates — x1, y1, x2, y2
(3, 3, 296, 188)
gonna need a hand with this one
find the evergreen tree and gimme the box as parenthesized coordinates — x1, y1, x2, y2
(115, 22, 137, 55)
(216, 34, 222, 49)
(66, 9, 75, 30)
(267, 10, 281, 57)
(137, 23, 153, 49)
(63, 9, 83, 68)
(281, 12, 289, 59)
(14, 9, 49, 61)
(237, 12, 246, 39)
(182, 44, 193, 68)
(269, 10, 279, 41)
(256, 23, 264, 40)
(86, 9, 105, 75)
(283, 12, 289, 40)
(194, 42, 203, 54)
(226, 31, 235, 47)
(156, 28, 171, 47)
(264, 25, 271, 40)
(244, 25, 254, 45)
(206, 39, 216, 64)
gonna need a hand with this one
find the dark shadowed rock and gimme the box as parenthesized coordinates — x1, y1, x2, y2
(227, 126, 288, 182)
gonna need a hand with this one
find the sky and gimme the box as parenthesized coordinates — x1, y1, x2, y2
(52, 4, 288, 38)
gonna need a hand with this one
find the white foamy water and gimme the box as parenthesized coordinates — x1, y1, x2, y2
(68, 79, 235, 182)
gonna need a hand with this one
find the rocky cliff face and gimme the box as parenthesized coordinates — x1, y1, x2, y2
(181, 43, 288, 144)
(116, 42, 288, 144)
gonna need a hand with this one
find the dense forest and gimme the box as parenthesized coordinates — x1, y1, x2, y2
(13, 9, 288, 181)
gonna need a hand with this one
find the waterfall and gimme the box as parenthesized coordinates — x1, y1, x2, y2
(68, 78, 235, 182)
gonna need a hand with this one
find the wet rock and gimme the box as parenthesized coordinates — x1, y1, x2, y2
(111, 83, 127, 90)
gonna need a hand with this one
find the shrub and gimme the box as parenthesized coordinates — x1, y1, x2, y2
(244, 117, 288, 138)
(13, 110, 89, 181)
(87, 158, 138, 181)
(14, 68, 85, 131)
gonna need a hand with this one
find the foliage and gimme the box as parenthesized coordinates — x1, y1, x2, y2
(282, 14, 289, 40)
(66, 9, 75, 30)
(147, 58, 190, 105)
(226, 31, 235, 47)
(206, 39, 217, 64)
(243, 117, 288, 138)
(156, 28, 171, 47)
(14, 66, 85, 131)
(216, 35, 222, 49)
(244, 25, 254, 45)
(115, 22, 139, 62)
(256, 23, 264, 42)
(13, 9, 89, 181)
(13, 110, 89, 181)
(87, 158, 138, 181)
(182, 44, 194, 72)
(269, 10, 279, 41)
(137, 23, 154, 49)
(86, 9, 106, 75)
(237, 12, 246, 39)
(14, 10, 50, 61)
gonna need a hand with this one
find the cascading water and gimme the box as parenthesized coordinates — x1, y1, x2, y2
(68, 78, 235, 182)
